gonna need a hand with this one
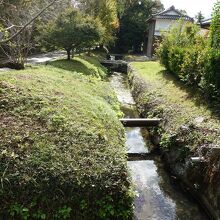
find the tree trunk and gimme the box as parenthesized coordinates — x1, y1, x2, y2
(66, 49, 71, 60)
(87, 48, 91, 56)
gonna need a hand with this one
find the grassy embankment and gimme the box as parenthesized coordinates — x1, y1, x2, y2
(129, 61, 220, 218)
(0, 54, 133, 219)
(130, 61, 219, 150)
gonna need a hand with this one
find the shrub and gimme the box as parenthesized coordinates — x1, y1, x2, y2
(201, 49, 220, 98)
(205, 49, 220, 87)
(157, 16, 220, 99)
(157, 21, 202, 76)
(167, 46, 185, 77)
(210, 1, 220, 49)
(180, 46, 207, 86)
(157, 42, 170, 70)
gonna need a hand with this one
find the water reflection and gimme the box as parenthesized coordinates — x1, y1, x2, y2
(129, 159, 207, 220)
(129, 160, 176, 220)
(126, 127, 149, 154)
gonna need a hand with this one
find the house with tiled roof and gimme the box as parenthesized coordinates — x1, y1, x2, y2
(201, 18, 212, 29)
(146, 6, 194, 57)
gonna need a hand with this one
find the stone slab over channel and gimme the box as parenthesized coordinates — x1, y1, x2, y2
(120, 118, 161, 127)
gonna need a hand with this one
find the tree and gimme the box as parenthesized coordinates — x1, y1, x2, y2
(0, 22, 34, 69)
(0, 0, 70, 68)
(97, 0, 119, 44)
(0, 0, 62, 44)
(40, 9, 104, 60)
(115, 0, 163, 53)
(178, 9, 187, 15)
(77, 0, 119, 45)
(195, 11, 205, 25)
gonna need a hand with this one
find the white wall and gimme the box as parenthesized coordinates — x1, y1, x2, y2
(154, 19, 187, 36)
(165, 11, 179, 16)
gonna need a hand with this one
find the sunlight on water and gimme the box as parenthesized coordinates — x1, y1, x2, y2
(126, 127, 149, 154)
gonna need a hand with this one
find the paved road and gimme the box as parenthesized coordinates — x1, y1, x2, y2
(26, 51, 66, 64)
(0, 51, 66, 71)
(0, 67, 12, 72)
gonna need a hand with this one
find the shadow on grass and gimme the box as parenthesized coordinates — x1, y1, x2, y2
(48, 59, 94, 76)
(158, 70, 220, 118)
(78, 54, 107, 73)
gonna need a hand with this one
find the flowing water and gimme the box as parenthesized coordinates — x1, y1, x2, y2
(109, 72, 208, 220)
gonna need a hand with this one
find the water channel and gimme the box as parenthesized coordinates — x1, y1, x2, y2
(109, 72, 208, 220)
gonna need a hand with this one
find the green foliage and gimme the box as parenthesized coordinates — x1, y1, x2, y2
(55, 206, 72, 219)
(180, 46, 207, 85)
(130, 61, 220, 162)
(49, 54, 107, 79)
(96, 196, 115, 218)
(0, 0, 70, 68)
(78, 0, 119, 45)
(9, 204, 71, 220)
(202, 49, 220, 96)
(167, 46, 185, 77)
(39, 9, 104, 60)
(9, 204, 30, 220)
(96, 0, 119, 44)
(115, 0, 163, 53)
(96, 191, 134, 220)
(157, 21, 203, 79)
(0, 54, 133, 219)
(33, 210, 47, 219)
(210, 0, 220, 49)
(157, 20, 201, 49)
(157, 19, 220, 99)
(203, 0, 220, 95)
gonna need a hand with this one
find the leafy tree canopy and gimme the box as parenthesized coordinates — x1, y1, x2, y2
(77, 0, 119, 45)
(39, 9, 105, 60)
(210, 0, 220, 49)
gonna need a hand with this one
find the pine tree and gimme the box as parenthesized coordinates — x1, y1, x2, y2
(195, 11, 205, 25)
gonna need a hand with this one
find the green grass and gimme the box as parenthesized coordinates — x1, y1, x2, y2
(0, 55, 133, 219)
(130, 61, 220, 151)
(49, 53, 107, 79)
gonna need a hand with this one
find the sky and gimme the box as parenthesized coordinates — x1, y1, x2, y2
(161, 0, 216, 18)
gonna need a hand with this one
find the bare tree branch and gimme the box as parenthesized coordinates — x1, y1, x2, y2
(6, 25, 23, 30)
(0, 0, 58, 44)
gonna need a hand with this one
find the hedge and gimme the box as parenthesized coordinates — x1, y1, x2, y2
(157, 21, 220, 100)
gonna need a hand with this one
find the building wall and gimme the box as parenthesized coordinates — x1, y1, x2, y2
(154, 19, 180, 36)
